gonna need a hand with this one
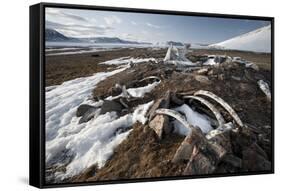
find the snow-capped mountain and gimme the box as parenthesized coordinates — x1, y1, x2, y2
(210, 25, 271, 53)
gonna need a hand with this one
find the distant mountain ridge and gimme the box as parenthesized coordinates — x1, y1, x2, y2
(45, 28, 69, 42)
(45, 28, 152, 44)
(166, 41, 184, 46)
(79, 37, 151, 44)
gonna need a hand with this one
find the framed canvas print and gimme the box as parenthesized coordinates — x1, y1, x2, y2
(29, 2, 274, 188)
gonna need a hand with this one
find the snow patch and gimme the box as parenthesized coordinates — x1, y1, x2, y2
(127, 81, 160, 98)
(45, 66, 128, 142)
(172, 104, 213, 136)
(100, 57, 156, 65)
(46, 48, 115, 56)
(45, 64, 154, 180)
(49, 101, 153, 180)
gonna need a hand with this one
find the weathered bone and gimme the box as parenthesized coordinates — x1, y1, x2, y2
(115, 76, 161, 100)
(183, 95, 225, 128)
(119, 98, 129, 108)
(155, 108, 192, 131)
(121, 85, 132, 99)
(205, 122, 234, 140)
(139, 76, 161, 82)
(194, 90, 244, 127)
(257, 80, 271, 102)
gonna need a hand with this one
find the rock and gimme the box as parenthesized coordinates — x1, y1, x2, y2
(149, 115, 170, 139)
(79, 108, 100, 124)
(194, 75, 211, 84)
(147, 91, 170, 121)
(100, 100, 123, 115)
(196, 68, 209, 75)
(173, 126, 226, 164)
(183, 147, 216, 175)
(242, 143, 271, 171)
(76, 104, 95, 117)
(172, 126, 205, 163)
(148, 91, 171, 139)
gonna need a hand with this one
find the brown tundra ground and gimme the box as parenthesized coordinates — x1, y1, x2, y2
(45, 47, 272, 183)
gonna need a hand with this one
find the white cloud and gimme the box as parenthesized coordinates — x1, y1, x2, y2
(141, 30, 149, 35)
(104, 16, 122, 26)
(146, 22, 161, 29)
(131, 21, 137, 25)
(46, 8, 88, 23)
(46, 20, 113, 37)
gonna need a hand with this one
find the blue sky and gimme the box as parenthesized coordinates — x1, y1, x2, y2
(46, 7, 270, 44)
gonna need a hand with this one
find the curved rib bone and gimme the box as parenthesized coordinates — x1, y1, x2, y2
(155, 108, 192, 131)
(139, 76, 161, 82)
(183, 95, 225, 128)
(119, 98, 129, 108)
(194, 90, 243, 127)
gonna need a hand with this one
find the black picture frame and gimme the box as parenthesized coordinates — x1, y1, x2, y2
(30, 2, 274, 188)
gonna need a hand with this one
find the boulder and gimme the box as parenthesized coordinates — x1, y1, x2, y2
(173, 126, 226, 164)
(76, 104, 95, 117)
(172, 126, 204, 163)
(79, 108, 100, 124)
(147, 91, 171, 139)
(183, 147, 216, 175)
(100, 100, 123, 115)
